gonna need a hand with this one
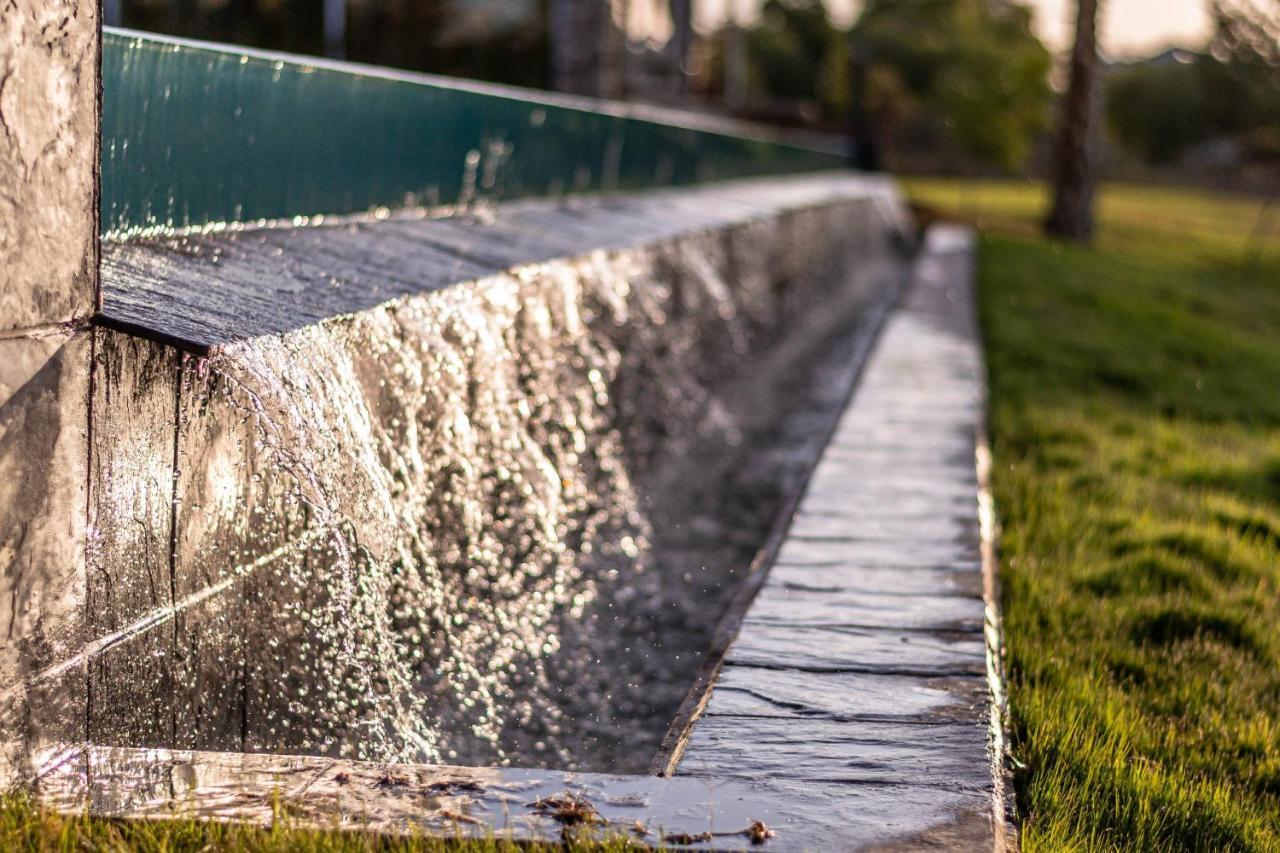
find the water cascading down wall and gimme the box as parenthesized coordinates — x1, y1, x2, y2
(1, 19, 911, 780)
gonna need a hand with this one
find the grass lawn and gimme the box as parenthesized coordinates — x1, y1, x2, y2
(906, 178, 1280, 851)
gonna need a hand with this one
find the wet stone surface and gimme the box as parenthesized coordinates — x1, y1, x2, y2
(99, 174, 904, 353)
(86, 330, 181, 748)
(23, 217, 1002, 851)
(0, 332, 92, 777)
(36, 745, 993, 850)
(674, 226, 999, 850)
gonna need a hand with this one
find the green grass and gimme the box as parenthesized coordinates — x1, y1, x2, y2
(906, 178, 1280, 851)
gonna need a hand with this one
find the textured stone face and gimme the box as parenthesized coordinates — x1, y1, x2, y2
(0, 333, 91, 777)
(0, 0, 98, 781)
(86, 330, 180, 749)
(0, 0, 98, 329)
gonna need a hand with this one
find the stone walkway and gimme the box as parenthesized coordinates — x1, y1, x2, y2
(673, 224, 1008, 849)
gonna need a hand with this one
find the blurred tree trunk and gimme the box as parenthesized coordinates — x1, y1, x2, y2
(549, 0, 623, 98)
(847, 43, 879, 172)
(1044, 0, 1101, 243)
(669, 0, 693, 91)
(323, 0, 346, 58)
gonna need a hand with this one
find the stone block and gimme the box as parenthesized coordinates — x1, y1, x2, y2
(0, 332, 90, 777)
(683, 714, 990, 786)
(0, 0, 98, 329)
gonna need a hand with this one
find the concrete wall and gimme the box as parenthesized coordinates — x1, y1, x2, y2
(0, 0, 99, 779)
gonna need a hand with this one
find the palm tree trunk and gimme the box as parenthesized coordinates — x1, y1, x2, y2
(1045, 0, 1101, 243)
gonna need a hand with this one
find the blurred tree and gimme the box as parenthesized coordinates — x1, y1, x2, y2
(851, 0, 1052, 171)
(669, 0, 694, 89)
(1103, 1, 1280, 168)
(745, 0, 838, 106)
(1045, 0, 1101, 242)
(1106, 50, 1280, 164)
(1105, 54, 1211, 164)
(1208, 0, 1280, 162)
(346, 0, 548, 87)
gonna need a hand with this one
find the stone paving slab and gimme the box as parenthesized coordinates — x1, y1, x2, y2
(743, 586, 985, 632)
(681, 715, 990, 788)
(726, 624, 987, 677)
(772, 536, 978, 570)
(766, 564, 984, 599)
(673, 225, 1006, 850)
(702, 667, 988, 724)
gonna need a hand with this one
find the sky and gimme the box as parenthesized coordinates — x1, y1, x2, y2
(688, 0, 1214, 58)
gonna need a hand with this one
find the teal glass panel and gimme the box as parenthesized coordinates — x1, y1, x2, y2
(101, 29, 847, 239)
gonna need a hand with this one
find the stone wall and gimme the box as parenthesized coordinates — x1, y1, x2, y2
(0, 0, 98, 780)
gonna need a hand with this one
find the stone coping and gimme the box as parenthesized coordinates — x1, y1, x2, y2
(99, 172, 907, 352)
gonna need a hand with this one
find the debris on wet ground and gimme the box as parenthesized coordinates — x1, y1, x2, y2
(662, 822, 776, 846)
(374, 772, 411, 789)
(528, 793, 601, 826)
(663, 830, 715, 844)
(424, 779, 484, 795)
(746, 819, 776, 844)
(439, 808, 482, 826)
